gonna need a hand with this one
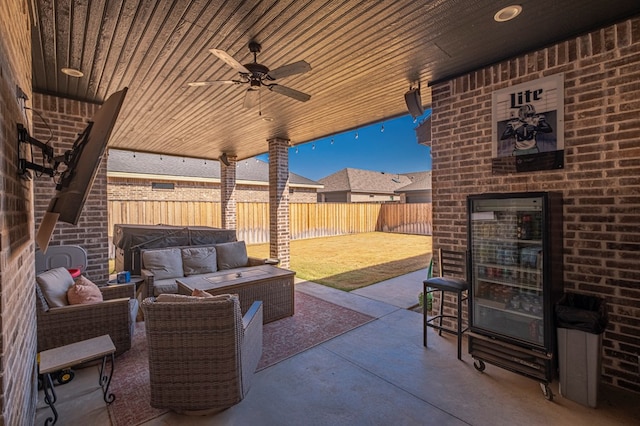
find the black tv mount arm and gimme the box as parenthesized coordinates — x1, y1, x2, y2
(17, 123, 92, 189)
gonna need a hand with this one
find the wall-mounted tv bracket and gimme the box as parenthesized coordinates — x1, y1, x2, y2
(17, 123, 58, 177)
(17, 122, 92, 189)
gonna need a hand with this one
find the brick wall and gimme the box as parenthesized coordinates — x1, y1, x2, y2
(32, 94, 110, 282)
(108, 177, 220, 201)
(430, 17, 640, 393)
(108, 177, 318, 203)
(0, 0, 38, 423)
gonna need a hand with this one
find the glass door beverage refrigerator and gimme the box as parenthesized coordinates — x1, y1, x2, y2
(467, 192, 563, 400)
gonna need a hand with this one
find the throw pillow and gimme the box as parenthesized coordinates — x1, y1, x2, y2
(67, 276, 104, 305)
(192, 288, 214, 298)
(142, 248, 184, 280)
(216, 241, 249, 270)
(36, 267, 75, 307)
(182, 246, 217, 276)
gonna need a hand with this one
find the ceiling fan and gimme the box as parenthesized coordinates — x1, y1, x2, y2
(188, 41, 312, 109)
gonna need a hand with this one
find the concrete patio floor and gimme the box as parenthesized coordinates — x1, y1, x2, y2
(36, 269, 640, 425)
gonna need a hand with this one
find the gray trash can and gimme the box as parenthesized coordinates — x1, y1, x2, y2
(555, 293, 608, 408)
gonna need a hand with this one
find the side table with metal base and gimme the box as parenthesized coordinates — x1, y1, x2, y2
(38, 335, 116, 425)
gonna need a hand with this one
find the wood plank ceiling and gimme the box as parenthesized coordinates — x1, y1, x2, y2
(30, 0, 640, 161)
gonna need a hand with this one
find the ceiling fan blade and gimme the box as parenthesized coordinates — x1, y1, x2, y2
(187, 80, 239, 87)
(268, 84, 311, 102)
(267, 60, 311, 80)
(209, 48, 250, 73)
(243, 88, 260, 109)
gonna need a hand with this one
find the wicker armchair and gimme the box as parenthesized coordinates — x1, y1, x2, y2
(142, 295, 263, 414)
(36, 281, 136, 356)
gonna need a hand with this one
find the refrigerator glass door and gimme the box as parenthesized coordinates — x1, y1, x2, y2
(470, 196, 545, 346)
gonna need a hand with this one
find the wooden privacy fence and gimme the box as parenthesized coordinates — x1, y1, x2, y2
(108, 201, 432, 245)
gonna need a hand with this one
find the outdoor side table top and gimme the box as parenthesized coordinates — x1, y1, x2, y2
(39, 335, 116, 425)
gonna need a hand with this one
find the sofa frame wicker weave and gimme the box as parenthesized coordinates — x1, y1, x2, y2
(36, 281, 136, 356)
(142, 295, 263, 413)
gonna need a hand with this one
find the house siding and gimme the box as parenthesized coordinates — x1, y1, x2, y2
(428, 17, 640, 393)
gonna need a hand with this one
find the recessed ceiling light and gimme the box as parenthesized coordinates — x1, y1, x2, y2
(61, 67, 84, 78)
(494, 5, 522, 22)
(261, 116, 274, 122)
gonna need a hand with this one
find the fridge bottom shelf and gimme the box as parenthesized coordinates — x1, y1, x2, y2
(468, 332, 554, 383)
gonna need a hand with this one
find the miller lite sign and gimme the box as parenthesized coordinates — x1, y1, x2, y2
(492, 74, 564, 173)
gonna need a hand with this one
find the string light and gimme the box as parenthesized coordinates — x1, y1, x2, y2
(355, 131, 359, 140)
(381, 123, 385, 133)
(295, 147, 299, 154)
(312, 143, 316, 150)
(330, 138, 334, 145)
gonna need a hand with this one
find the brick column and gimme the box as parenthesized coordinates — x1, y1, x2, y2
(220, 154, 238, 230)
(32, 94, 109, 282)
(268, 138, 290, 268)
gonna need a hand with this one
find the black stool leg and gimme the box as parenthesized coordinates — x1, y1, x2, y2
(423, 282, 428, 347)
(457, 290, 462, 360)
(438, 290, 444, 336)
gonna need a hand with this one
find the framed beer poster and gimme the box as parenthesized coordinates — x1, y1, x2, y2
(491, 74, 564, 173)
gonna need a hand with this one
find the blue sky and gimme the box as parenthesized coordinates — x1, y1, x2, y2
(257, 111, 432, 181)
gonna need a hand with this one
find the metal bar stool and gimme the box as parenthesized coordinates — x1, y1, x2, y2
(423, 248, 469, 360)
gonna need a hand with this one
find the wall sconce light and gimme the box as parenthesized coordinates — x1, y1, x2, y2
(220, 153, 230, 166)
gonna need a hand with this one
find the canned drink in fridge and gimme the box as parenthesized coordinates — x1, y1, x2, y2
(529, 320, 540, 342)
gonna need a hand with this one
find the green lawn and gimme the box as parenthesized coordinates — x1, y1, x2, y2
(247, 232, 432, 291)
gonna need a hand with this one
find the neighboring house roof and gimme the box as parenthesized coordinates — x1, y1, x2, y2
(396, 171, 432, 193)
(107, 149, 321, 188)
(317, 168, 423, 194)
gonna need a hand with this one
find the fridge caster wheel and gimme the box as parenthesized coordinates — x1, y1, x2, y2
(540, 382, 553, 401)
(473, 359, 486, 372)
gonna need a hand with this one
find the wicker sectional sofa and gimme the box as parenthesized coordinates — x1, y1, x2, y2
(140, 241, 272, 299)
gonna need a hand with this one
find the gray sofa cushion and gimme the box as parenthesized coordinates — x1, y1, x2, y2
(142, 248, 184, 280)
(182, 246, 217, 276)
(153, 278, 179, 296)
(36, 267, 75, 307)
(216, 241, 249, 270)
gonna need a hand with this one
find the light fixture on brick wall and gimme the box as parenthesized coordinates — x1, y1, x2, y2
(220, 153, 231, 166)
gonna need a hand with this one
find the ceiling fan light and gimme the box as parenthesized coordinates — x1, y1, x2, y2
(494, 5, 522, 22)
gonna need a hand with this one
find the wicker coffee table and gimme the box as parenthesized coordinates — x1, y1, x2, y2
(177, 264, 295, 323)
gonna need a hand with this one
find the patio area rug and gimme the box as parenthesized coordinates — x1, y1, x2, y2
(107, 291, 374, 425)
